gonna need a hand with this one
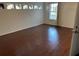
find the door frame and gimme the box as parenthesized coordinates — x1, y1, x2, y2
(69, 3, 79, 56)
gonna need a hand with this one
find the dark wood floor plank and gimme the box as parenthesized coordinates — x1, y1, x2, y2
(0, 24, 72, 56)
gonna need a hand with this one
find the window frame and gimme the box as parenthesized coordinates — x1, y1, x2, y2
(6, 3, 43, 10)
(48, 3, 58, 20)
(15, 4, 22, 10)
(6, 3, 15, 10)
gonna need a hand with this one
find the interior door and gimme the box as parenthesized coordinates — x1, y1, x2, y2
(70, 4, 79, 56)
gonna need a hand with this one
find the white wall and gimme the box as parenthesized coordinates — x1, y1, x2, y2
(0, 3, 44, 36)
(0, 2, 78, 36)
(58, 2, 78, 28)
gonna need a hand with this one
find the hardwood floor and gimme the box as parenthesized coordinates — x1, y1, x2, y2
(0, 24, 72, 56)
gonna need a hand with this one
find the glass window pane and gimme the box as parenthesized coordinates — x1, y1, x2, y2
(49, 3, 58, 20)
(7, 4, 14, 9)
(15, 4, 22, 9)
(50, 3, 58, 12)
(49, 12, 57, 20)
(38, 6, 42, 10)
(23, 5, 28, 9)
(29, 5, 33, 10)
(0, 4, 4, 9)
(34, 5, 39, 9)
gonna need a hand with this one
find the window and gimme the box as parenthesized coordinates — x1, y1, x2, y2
(0, 4, 4, 9)
(29, 5, 33, 10)
(49, 3, 58, 20)
(15, 4, 22, 9)
(7, 4, 14, 9)
(38, 6, 42, 10)
(6, 3, 43, 10)
(23, 5, 28, 9)
(34, 5, 39, 9)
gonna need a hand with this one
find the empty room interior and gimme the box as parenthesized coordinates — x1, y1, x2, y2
(0, 2, 79, 56)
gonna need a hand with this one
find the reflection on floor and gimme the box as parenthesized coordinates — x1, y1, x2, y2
(0, 24, 72, 56)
